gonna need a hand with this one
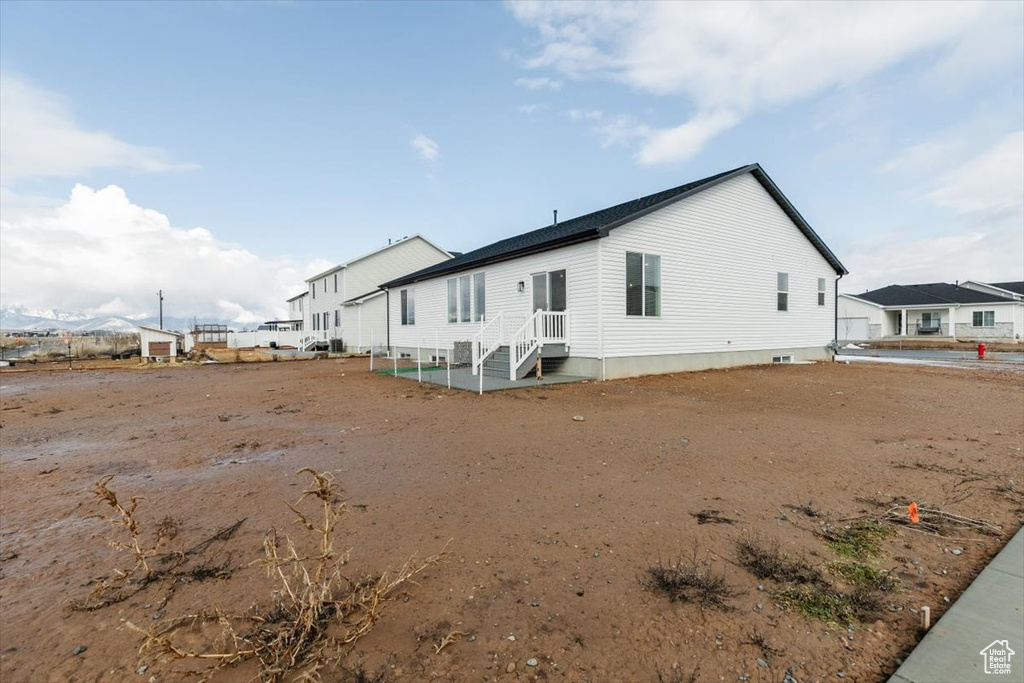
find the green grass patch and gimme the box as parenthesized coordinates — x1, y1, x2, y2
(826, 560, 899, 591)
(823, 520, 895, 560)
(772, 584, 880, 626)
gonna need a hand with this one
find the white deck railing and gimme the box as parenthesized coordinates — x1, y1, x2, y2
(472, 313, 504, 376)
(509, 310, 570, 380)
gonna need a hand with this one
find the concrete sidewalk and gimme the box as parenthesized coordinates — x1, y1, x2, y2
(890, 527, 1024, 682)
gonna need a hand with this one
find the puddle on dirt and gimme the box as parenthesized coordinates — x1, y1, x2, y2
(211, 449, 286, 468)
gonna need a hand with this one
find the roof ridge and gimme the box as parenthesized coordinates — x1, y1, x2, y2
(898, 283, 956, 304)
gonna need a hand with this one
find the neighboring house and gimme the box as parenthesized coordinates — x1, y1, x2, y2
(381, 163, 847, 382)
(286, 292, 307, 331)
(838, 282, 1024, 342)
(139, 325, 183, 360)
(302, 235, 452, 351)
(961, 280, 1024, 301)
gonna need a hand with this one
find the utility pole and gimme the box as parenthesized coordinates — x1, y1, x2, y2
(157, 290, 164, 329)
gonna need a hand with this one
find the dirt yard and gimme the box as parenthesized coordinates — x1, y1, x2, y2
(1, 358, 1021, 683)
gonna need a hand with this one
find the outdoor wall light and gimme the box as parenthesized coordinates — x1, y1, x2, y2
(517, 281, 525, 292)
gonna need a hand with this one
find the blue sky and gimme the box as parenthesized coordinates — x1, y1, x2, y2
(1, 1, 1022, 323)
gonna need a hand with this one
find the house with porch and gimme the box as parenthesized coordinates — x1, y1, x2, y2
(838, 282, 1024, 342)
(381, 163, 847, 384)
(300, 235, 451, 351)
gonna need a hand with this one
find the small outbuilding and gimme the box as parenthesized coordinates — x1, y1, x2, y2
(139, 326, 183, 360)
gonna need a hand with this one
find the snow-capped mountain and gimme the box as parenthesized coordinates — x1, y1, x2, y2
(0, 305, 231, 333)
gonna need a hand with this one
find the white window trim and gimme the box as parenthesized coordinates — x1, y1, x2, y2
(626, 252, 661, 318)
(777, 272, 789, 312)
(400, 288, 415, 326)
(972, 310, 995, 327)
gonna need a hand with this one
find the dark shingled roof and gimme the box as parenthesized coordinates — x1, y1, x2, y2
(382, 163, 846, 288)
(853, 283, 1013, 307)
(991, 281, 1024, 296)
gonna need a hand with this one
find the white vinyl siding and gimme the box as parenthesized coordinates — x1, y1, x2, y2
(389, 241, 600, 355)
(599, 173, 837, 358)
(390, 173, 837, 362)
(345, 237, 449, 302)
(304, 236, 451, 343)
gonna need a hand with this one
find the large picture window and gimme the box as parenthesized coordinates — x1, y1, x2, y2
(447, 274, 486, 322)
(400, 289, 415, 325)
(626, 253, 660, 317)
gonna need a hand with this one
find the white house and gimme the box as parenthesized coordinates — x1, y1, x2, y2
(838, 282, 1024, 342)
(302, 235, 451, 351)
(139, 325, 183, 360)
(286, 292, 307, 331)
(381, 164, 847, 381)
(960, 280, 1024, 301)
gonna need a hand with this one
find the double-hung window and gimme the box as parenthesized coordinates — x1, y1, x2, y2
(973, 310, 995, 327)
(817, 278, 826, 306)
(626, 253, 661, 317)
(400, 289, 415, 325)
(777, 273, 789, 312)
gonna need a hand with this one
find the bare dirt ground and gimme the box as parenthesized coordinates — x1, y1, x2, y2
(1, 358, 1022, 683)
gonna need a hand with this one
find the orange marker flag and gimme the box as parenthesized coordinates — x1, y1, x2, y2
(908, 502, 920, 524)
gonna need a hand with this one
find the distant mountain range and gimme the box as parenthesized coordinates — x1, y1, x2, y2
(0, 305, 231, 333)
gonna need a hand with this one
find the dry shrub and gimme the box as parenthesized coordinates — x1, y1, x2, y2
(644, 554, 738, 610)
(70, 476, 243, 611)
(133, 468, 448, 682)
(735, 535, 823, 585)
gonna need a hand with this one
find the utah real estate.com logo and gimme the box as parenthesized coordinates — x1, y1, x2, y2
(980, 640, 1015, 675)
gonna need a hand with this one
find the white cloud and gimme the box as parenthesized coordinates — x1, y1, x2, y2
(879, 138, 967, 176)
(410, 134, 440, 162)
(635, 110, 739, 166)
(508, 1, 1006, 164)
(840, 228, 1023, 294)
(518, 104, 549, 115)
(515, 76, 563, 91)
(924, 131, 1024, 216)
(0, 185, 330, 323)
(844, 131, 1024, 291)
(563, 109, 603, 121)
(0, 73, 197, 180)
